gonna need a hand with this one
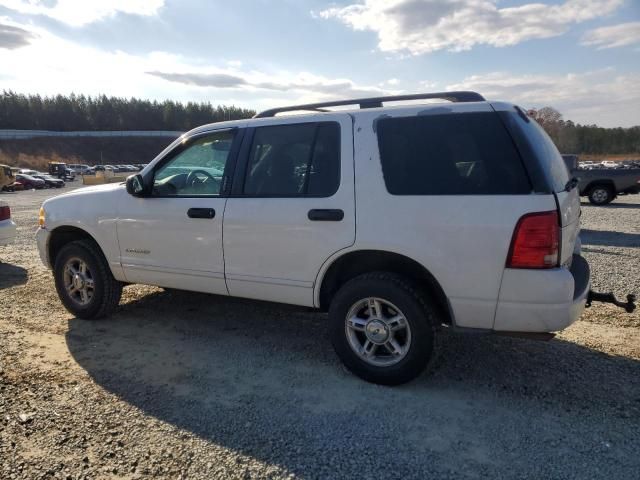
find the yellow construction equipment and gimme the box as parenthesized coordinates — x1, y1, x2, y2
(82, 170, 128, 185)
(0, 164, 15, 190)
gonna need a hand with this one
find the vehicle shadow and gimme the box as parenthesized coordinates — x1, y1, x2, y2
(0, 262, 28, 289)
(581, 229, 640, 248)
(64, 289, 640, 477)
(581, 246, 629, 257)
(581, 201, 640, 209)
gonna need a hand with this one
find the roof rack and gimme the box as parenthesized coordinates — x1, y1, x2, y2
(253, 91, 485, 118)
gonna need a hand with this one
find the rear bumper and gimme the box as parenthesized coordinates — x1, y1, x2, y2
(0, 218, 17, 246)
(493, 255, 590, 332)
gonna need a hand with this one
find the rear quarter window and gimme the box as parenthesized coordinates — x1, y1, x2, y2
(377, 112, 532, 195)
(497, 109, 569, 193)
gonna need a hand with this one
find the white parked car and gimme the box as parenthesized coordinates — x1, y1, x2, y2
(36, 92, 590, 384)
(0, 200, 17, 246)
(68, 164, 92, 175)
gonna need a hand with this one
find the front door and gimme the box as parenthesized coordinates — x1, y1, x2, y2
(223, 115, 355, 306)
(116, 128, 240, 294)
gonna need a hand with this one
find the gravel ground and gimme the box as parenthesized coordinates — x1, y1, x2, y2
(1, 185, 639, 480)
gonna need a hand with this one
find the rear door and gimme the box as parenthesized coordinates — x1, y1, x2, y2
(223, 115, 355, 306)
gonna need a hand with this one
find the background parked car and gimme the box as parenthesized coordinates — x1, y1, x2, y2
(68, 164, 92, 175)
(0, 199, 17, 246)
(563, 154, 640, 205)
(32, 174, 65, 188)
(15, 174, 45, 190)
(2, 181, 25, 192)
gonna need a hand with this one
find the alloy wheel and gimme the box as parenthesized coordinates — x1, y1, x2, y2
(345, 297, 412, 367)
(63, 257, 95, 306)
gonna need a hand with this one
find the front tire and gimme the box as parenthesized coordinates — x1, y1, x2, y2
(53, 240, 122, 319)
(329, 272, 438, 385)
(588, 185, 614, 205)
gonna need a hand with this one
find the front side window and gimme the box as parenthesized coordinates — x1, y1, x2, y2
(243, 122, 340, 196)
(152, 130, 235, 196)
(377, 112, 532, 195)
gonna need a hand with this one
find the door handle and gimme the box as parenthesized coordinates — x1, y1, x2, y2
(308, 209, 344, 221)
(187, 208, 215, 219)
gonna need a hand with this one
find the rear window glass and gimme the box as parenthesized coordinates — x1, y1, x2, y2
(377, 112, 531, 195)
(498, 109, 569, 193)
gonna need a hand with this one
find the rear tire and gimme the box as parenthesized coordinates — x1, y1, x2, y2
(53, 240, 122, 319)
(588, 185, 614, 205)
(329, 272, 438, 385)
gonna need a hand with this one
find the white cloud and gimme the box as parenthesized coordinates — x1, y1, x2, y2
(582, 22, 640, 49)
(0, 22, 176, 96)
(147, 69, 389, 100)
(0, 0, 164, 26)
(447, 70, 640, 127)
(0, 20, 388, 111)
(0, 16, 35, 48)
(1, 16, 636, 127)
(319, 0, 624, 55)
(420, 80, 439, 89)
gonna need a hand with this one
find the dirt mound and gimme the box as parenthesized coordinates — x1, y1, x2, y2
(0, 136, 176, 170)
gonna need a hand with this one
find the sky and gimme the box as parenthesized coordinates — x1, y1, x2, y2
(0, 0, 639, 127)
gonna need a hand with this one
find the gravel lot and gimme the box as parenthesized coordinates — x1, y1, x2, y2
(1, 185, 639, 479)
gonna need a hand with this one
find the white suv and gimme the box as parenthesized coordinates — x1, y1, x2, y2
(36, 92, 589, 385)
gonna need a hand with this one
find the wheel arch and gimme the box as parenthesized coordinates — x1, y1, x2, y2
(581, 179, 615, 196)
(48, 225, 107, 270)
(316, 249, 453, 325)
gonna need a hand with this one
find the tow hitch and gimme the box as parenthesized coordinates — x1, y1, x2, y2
(586, 291, 637, 313)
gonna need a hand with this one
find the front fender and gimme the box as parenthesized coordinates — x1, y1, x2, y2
(41, 185, 126, 281)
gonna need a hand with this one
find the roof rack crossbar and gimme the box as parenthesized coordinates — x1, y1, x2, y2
(253, 91, 484, 118)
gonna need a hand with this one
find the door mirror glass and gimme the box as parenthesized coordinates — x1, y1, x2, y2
(126, 174, 146, 196)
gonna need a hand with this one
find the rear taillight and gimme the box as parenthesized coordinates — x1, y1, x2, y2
(0, 205, 10, 221)
(507, 211, 559, 269)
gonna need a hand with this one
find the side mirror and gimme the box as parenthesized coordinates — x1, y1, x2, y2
(126, 174, 147, 196)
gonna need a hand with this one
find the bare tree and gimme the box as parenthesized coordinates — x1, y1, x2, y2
(529, 106, 563, 128)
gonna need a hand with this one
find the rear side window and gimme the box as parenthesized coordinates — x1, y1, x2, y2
(377, 112, 531, 195)
(243, 122, 340, 196)
(498, 110, 569, 193)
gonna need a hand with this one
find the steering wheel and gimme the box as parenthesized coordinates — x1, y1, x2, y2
(185, 169, 217, 188)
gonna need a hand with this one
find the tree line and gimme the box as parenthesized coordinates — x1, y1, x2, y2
(529, 107, 639, 155)
(0, 91, 255, 132)
(1, 92, 638, 154)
